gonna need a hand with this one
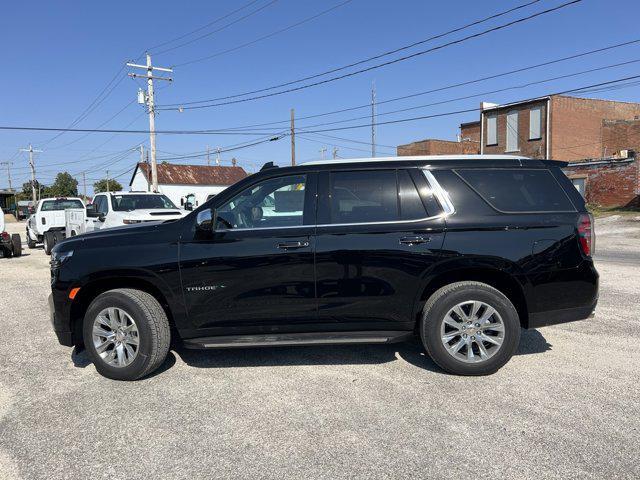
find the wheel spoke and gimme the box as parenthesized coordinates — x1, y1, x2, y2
(115, 344, 125, 367)
(479, 333, 502, 346)
(466, 340, 475, 360)
(448, 338, 466, 354)
(482, 322, 504, 332)
(442, 331, 461, 342)
(107, 308, 119, 328)
(453, 305, 467, 321)
(476, 339, 489, 358)
(443, 313, 462, 330)
(470, 301, 481, 320)
(125, 334, 139, 346)
(93, 326, 112, 338)
(124, 343, 136, 360)
(478, 306, 497, 324)
(95, 339, 112, 354)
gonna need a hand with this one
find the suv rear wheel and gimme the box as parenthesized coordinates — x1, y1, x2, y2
(83, 288, 170, 381)
(43, 231, 53, 255)
(420, 281, 520, 376)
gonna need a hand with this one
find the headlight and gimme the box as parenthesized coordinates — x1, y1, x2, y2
(51, 250, 74, 266)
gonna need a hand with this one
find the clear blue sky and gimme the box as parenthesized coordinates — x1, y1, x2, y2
(1, 0, 639, 194)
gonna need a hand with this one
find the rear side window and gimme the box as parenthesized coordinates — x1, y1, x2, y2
(41, 199, 84, 211)
(330, 170, 398, 223)
(455, 169, 575, 212)
(398, 170, 428, 220)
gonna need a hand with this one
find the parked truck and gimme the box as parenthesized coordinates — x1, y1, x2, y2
(26, 197, 85, 254)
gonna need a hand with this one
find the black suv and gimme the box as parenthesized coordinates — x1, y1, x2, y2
(49, 156, 598, 380)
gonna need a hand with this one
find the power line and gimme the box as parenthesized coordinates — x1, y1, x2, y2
(146, 0, 261, 53)
(152, 0, 280, 56)
(292, 58, 640, 131)
(175, 0, 355, 67)
(161, 0, 580, 109)
(299, 74, 640, 135)
(185, 39, 640, 132)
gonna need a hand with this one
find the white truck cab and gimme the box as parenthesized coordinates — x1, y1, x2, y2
(88, 191, 186, 230)
(26, 197, 85, 253)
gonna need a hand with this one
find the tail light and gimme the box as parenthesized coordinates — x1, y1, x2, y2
(577, 213, 595, 256)
(1, 232, 9, 241)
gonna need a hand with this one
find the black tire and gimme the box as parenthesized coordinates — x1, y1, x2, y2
(11, 234, 22, 257)
(83, 288, 171, 381)
(420, 281, 521, 376)
(43, 232, 53, 255)
(52, 231, 64, 245)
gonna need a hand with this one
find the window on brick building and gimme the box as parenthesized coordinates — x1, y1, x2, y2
(506, 110, 519, 152)
(529, 106, 542, 140)
(486, 113, 497, 145)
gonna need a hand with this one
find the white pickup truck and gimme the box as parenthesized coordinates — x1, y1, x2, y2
(26, 197, 85, 254)
(87, 191, 186, 230)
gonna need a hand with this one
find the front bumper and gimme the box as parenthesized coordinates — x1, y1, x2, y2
(48, 293, 74, 346)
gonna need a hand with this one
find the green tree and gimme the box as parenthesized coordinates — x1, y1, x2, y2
(16, 180, 44, 201)
(93, 178, 123, 193)
(48, 172, 78, 197)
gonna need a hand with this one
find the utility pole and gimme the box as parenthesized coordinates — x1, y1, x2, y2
(319, 147, 327, 160)
(332, 147, 338, 159)
(139, 144, 145, 163)
(127, 54, 173, 192)
(106, 170, 110, 193)
(20, 144, 42, 202)
(216, 147, 221, 166)
(371, 81, 377, 157)
(206, 145, 211, 166)
(290, 108, 296, 166)
(82, 172, 87, 200)
(0, 162, 12, 190)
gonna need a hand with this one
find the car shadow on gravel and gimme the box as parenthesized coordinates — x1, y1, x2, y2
(170, 329, 551, 375)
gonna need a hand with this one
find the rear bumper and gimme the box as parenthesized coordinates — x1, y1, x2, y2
(528, 300, 597, 329)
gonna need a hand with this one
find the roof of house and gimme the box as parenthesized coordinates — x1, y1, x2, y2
(131, 162, 248, 186)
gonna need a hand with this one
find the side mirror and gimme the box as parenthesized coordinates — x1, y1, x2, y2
(196, 208, 214, 232)
(86, 205, 98, 218)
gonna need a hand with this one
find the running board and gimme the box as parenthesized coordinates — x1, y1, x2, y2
(183, 331, 413, 349)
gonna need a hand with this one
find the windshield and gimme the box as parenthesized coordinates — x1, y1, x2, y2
(111, 194, 178, 211)
(41, 199, 84, 211)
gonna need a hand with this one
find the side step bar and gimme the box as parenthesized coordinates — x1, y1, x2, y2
(183, 331, 413, 349)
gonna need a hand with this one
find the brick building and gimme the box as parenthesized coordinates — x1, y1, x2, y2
(397, 95, 640, 207)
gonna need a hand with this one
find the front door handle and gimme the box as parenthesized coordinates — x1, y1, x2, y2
(399, 236, 431, 245)
(277, 241, 310, 250)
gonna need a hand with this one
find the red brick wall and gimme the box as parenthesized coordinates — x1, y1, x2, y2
(460, 122, 480, 144)
(397, 139, 479, 156)
(551, 96, 640, 161)
(482, 100, 547, 158)
(564, 159, 640, 208)
(601, 119, 640, 154)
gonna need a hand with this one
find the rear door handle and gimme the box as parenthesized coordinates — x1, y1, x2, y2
(277, 241, 310, 250)
(399, 236, 431, 245)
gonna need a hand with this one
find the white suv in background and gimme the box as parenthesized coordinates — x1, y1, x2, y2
(88, 191, 186, 229)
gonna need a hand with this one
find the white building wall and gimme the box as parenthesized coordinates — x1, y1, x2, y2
(128, 170, 229, 208)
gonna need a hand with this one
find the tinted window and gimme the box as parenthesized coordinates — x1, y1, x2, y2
(217, 174, 306, 229)
(93, 195, 108, 214)
(456, 169, 574, 212)
(398, 170, 428, 220)
(111, 194, 177, 211)
(41, 199, 84, 211)
(330, 170, 398, 223)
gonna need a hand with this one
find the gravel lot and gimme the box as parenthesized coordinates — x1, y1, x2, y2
(1, 215, 639, 479)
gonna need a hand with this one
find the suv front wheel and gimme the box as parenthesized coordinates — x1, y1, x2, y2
(420, 281, 520, 376)
(83, 288, 170, 381)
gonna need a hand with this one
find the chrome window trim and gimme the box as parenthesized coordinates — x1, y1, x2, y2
(215, 168, 453, 232)
(422, 169, 455, 216)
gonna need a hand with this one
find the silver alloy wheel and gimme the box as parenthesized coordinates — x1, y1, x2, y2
(440, 300, 505, 363)
(92, 307, 140, 368)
